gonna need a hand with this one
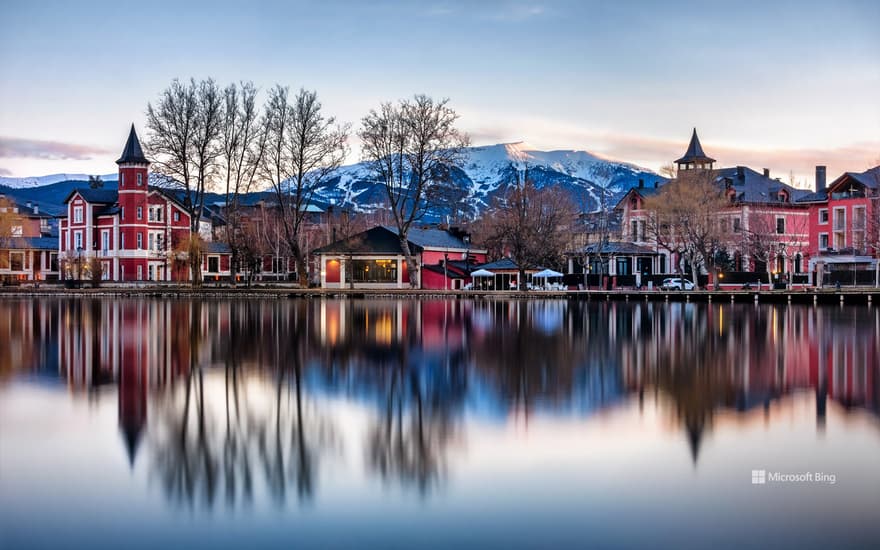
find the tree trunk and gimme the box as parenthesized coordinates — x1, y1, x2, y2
(519, 267, 527, 291)
(399, 237, 419, 289)
(691, 257, 700, 291)
(293, 244, 309, 288)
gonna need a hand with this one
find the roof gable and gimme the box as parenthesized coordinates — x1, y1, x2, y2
(63, 188, 119, 205)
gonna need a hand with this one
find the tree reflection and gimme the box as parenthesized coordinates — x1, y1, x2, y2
(3, 296, 877, 507)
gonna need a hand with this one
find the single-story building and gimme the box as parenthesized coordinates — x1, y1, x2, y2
(312, 225, 487, 289)
(0, 236, 60, 283)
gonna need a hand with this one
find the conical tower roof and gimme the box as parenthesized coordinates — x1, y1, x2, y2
(116, 124, 149, 165)
(675, 128, 716, 165)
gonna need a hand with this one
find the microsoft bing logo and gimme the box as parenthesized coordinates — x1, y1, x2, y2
(752, 470, 766, 484)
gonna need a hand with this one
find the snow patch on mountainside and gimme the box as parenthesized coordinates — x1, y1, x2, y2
(0, 173, 116, 189)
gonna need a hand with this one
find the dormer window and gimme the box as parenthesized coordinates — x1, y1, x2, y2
(73, 206, 83, 224)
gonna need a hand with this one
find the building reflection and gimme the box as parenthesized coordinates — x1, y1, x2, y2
(1, 297, 877, 504)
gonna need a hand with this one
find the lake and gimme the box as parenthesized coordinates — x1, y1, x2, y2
(0, 298, 878, 549)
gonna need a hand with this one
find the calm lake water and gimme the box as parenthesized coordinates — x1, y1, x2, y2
(0, 298, 878, 549)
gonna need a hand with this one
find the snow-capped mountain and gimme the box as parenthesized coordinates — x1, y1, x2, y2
(315, 142, 663, 219)
(0, 173, 116, 189)
(0, 143, 661, 220)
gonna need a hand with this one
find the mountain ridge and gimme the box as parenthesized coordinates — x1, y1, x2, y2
(0, 143, 663, 219)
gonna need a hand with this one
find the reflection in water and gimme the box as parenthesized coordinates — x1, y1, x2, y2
(1, 297, 879, 509)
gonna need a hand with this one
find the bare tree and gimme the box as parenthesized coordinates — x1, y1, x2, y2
(146, 77, 225, 286)
(221, 81, 267, 286)
(644, 170, 728, 287)
(476, 168, 576, 290)
(259, 87, 347, 287)
(359, 95, 469, 288)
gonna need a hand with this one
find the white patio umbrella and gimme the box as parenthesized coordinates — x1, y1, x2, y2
(470, 269, 495, 277)
(532, 268, 563, 278)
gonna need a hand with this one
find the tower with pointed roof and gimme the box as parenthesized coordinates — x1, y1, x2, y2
(675, 128, 716, 172)
(117, 124, 150, 281)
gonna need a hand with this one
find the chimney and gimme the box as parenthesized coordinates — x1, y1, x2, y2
(26, 200, 32, 208)
(815, 165, 826, 193)
(736, 166, 745, 180)
(34, 204, 39, 214)
(763, 168, 770, 178)
(638, 179, 644, 189)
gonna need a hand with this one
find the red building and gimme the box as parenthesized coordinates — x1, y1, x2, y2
(58, 125, 231, 282)
(800, 166, 880, 285)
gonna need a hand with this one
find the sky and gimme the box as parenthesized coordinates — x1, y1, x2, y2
(0, 0, 878, 186)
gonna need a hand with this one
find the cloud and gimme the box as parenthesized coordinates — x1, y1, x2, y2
(0, 137, 111, 161)
(0, 167, 12, 176)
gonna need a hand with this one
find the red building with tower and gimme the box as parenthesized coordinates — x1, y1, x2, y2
(58, 125, 231, 282)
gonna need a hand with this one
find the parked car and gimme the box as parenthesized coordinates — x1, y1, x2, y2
(660, 277, 695, 290)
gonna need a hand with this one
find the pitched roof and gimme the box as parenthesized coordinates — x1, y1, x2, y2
(713, 166, 810, 205)
(313, 226, 420, 255)
(116, 124, 149, 165)
(63, 188, 119, 205)
(475, 258, 520, 271)
(3, 236, 58, 250)
(205, 241, 232, 254)
(675, 128, 716, 165)
(391, 226, 473, 250)
(313, 225, 477, 256)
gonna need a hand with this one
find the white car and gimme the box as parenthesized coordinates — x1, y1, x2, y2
(660, 277, 695, 290)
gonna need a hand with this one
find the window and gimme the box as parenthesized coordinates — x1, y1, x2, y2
(833, 207, 845, 231)
(853, 206, 866, 230)
(73, 206, 83, 224)
(352, 259, 397, 283)
(10, 252, 24, 271)
(121, 233, 125, 249)
(173, 211, 180, 222)
(137, 206, 143, 220)
(120, 174, 124, 186)
(137, 265, 142, 281)
(834, 232, 845, 249)
(819, 233, 829, 249)
(101, 231, 109, 252)
(272, 257, 287, 273)
(74, 231, 83, 250)
(11, 225, 22, 237)
(137, 173, 143, 186)
(207, 256, 220, 273)
(720, 218, 729, 234)
(50, 253, 58, 272)
(776, 217, 785, 234)
(631, 220, 638, 240)
(733, 217, 741, 233)
(148, 233, 154, 251)
(819, 209, 828, 224)
(137, 233, 143, 249)
(121, 207, 125, 220)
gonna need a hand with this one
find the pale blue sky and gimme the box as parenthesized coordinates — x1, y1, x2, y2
(1, 0, 878, 184)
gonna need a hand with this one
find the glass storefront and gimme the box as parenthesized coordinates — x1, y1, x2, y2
(352, 259, 398, 283)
